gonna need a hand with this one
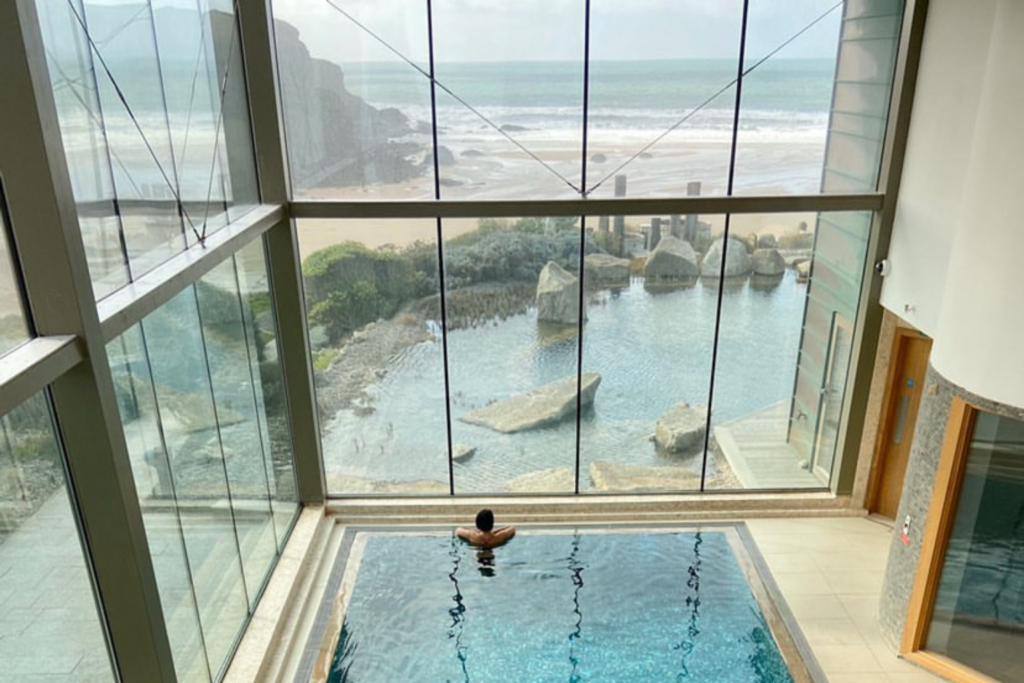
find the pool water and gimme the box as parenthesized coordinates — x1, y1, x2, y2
(318, 530, 802, 682)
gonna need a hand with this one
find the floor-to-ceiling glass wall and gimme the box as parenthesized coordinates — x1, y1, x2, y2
(275, 0, 904, 496)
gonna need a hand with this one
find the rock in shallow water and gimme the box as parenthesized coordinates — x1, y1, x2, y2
(584, 253, 631, 285)
(589, 461, 701, 492)
(752, 248, 786, 276)
(643, 235, 699, 281)
(451, 444, 476, 462)
(654, 402, 708, 454)
(536, 261, 581, 324)
(460, 373, 601, 433)
(701, 238, 752, 278)
(504, 467, 575, 493)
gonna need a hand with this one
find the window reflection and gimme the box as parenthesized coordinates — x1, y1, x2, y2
(0, 393, 116, 682)
(106, 242, 298, 679)
(927, 411, 1024, 681)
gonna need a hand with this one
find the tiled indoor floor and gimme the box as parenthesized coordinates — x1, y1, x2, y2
(745, 516, 945, 683)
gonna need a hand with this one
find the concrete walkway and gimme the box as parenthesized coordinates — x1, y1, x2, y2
(714, 401, 823, 489)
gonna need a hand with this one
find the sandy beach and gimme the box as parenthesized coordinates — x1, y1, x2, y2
(296, 137, 826, 259)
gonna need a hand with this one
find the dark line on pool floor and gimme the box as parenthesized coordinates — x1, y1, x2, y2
(296, 523, 827, 683)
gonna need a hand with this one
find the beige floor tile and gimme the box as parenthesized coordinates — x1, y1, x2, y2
(796, 618, 867, 648)
(826, 674, 890, 683)
(823, 570, 885, 595)
(813, 644, 885, 674)
(773, 570, 835, 595)
(786, 594, 849, 620)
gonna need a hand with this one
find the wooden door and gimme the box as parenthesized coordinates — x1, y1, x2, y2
(870, 330, 933, 519)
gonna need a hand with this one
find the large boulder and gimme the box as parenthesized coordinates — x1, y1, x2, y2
(536, 261, 580, 324)
(589, 462, 701, 492)
(643, 235, 700, 281)
(751, 248, 786, 276)
(584, 253, 631, 285)
(701, 238, 751, 278)
(654, 402, 708, 454)
(460, 373, 601, 433)
(505, 467, 575, 493)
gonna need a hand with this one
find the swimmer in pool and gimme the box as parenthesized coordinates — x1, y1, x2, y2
(456, 509, 516, 548)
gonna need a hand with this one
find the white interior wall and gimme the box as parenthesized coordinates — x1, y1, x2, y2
(882, 0, 1024, 409)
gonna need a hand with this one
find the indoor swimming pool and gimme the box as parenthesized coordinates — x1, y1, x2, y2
(298, 526, 815, 683)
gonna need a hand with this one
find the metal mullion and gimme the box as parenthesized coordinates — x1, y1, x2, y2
(573, 0, 592, 495)
(96, 203, 283, 341)
(289, 193, 885, 220)
(238, 0, 324, 504)
(699, 0, 750, 493)
(1, 1, 177, 679)
(0, 336, 83, 416)
(834, 0, 929, 497)
(425, 0, 455, 496)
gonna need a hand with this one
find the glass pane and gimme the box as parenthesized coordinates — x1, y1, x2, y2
(273, 0, 436, 199)
(444, 217, 582, 494)
(107, 328, 211, 683)
(153, 0, 259, 230)
(195, 260, 277, 606)
(0, 392, 116, 682)
(141, 288, 249, 674)
(432, 4, 584, 199)
(37, 0, 260, 297)
(0, 202, 30, 357)
(297, 219, 449, 494)
(734, 0, 904, 195)
(36, 0, 130, 298)
(586, 1, 743, 199)
(82, 0, 187, 277)
(926, 411, 1024, 681)
(706, 211, 870, 490)
(580, 214, 719, 492)
(234, 240, 299, 545)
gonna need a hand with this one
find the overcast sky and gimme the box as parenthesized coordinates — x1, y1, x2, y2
(271, 0, 844, 64)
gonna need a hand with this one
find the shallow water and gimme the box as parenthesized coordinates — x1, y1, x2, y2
(327, 532, 796, 683)
(322, 273, 807, 492)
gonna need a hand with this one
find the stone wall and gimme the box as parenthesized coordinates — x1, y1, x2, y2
(878, 364, 1024, 650)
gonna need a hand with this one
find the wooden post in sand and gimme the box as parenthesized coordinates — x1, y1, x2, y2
(650, 217, 662, 250)
(613, 174, 627, 240)
(684, 180, 701, 242)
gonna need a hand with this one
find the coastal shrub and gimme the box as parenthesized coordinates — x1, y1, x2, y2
(303, 241, 418, 307)
(303, 242, 421, 342)
(308, 280, 391, 343)
(301, 220, 601, 342)
(443, 227, 595, 289)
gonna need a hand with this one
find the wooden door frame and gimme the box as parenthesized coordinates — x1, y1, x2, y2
(899, 397, 1002, 683)
(865, 327, 932, 514)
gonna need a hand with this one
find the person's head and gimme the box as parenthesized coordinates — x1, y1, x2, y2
(475, 508, 495, 532)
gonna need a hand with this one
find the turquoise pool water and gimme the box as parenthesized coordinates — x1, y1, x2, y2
(323, 531, 799, 682)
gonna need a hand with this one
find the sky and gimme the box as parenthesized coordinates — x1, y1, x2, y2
(271, 0, 845, 64)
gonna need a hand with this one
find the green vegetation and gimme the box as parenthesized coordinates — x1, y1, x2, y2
(301, 217, 599, 345)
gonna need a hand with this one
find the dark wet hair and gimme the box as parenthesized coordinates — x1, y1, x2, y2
(475, 509, 495, 532)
